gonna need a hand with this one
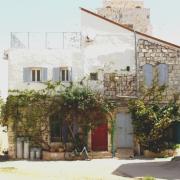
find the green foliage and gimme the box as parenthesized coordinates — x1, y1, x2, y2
(60, 85, 114, 129)
(128, 81, 180, 153)
(1, 82, 115, 149)
(0, 97, 4, 124)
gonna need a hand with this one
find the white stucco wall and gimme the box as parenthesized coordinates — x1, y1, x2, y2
(81, 9, 136, 76)
(8, 9, 136, 93)
(0, 58, 8, 100)
(8, 49, 83, 90)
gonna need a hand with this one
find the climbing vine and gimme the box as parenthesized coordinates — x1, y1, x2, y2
(1, 82, 115, 150)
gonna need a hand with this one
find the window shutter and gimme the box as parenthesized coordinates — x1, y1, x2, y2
(41, 68, 48, 82)
(143, 64, 153, 87)
(68, 67, 72, 82)
(158, 64, 168, 85)
(59, 68, 62, 81)
(53, 68, 60, 82)
(23, 67, 31, 82)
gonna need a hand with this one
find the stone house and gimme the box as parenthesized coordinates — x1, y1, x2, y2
(6, 7, 180, 159)
(97, 0, 152, 34)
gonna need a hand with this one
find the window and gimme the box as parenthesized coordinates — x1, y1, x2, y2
(90, 73, 98, 81)
(53, 67, 72, 82)
(143, 64, 153, 87)
(126, 66, 130, 71)
(31, 69, 41, 82)
(23, 67, 47, 83)
(157, 64, 168, 85)
(50, 114, 73, 143)
(50, 115, 62, 142)
(61, 68, 69, 82)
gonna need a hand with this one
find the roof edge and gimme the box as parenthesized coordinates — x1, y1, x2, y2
(80, 7, 180, 49)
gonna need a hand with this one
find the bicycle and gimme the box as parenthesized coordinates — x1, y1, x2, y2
(64, 145, 89, 161)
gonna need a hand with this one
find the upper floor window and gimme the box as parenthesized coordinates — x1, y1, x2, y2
(61, 68, 69, 82)
(32, 68, 41, 82)
(53, 67, 72, 82)
(143, 64, 153, 87)
(23, 67, 47, 83)
(157, 64, 168, 85)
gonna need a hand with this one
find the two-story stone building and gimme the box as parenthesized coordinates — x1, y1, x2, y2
(6, 7, 180, 159)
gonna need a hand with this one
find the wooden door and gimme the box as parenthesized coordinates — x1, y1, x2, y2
(115, 112, 133, 148)
(91, 124, 108, 151)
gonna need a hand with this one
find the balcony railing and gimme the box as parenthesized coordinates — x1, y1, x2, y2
(104, 73, 137, 99)
(11, 32, 81, 49)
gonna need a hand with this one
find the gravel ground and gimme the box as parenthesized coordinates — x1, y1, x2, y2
(0, 158, 178, 180)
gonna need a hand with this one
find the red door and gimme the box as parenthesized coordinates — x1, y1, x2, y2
(91, 124, 108, 151)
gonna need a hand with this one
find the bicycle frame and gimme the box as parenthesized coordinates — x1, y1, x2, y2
(64, 146, 89, 160)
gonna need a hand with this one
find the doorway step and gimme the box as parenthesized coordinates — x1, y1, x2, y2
(116, 148, 134, 159)
(89, 151, 112, 159)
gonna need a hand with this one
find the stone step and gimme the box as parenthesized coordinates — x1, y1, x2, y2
(89, 151, 112, 159)
(116, 148, 134, 159)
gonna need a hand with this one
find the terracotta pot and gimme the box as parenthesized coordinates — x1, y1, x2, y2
(144, 149, 175, 158)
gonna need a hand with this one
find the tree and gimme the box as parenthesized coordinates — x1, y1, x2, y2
(128, 81, 180, 153)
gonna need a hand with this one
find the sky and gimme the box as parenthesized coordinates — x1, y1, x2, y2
(0, 0, 180, 98)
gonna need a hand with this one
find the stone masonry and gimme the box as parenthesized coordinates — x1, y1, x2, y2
(104, 38, 180, 103)
(137, 38, 180, 103)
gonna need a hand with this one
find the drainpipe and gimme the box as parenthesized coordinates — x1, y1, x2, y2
(111, 119, 115, 158)
(134, 30, 138, 97)
(134, 30, 141, 156)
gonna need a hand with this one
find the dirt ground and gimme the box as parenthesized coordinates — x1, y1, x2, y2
(0, 158, 179, 180)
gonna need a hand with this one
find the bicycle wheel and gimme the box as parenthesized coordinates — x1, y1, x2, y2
(64, 152, 73, 161)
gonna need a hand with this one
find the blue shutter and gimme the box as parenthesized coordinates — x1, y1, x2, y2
(158, 64, 168, 85)
(53, 68, 60, 82)
(59, 68, 62, 81)
(143, 64, 153, 87)
(41, 68, 48, 82)
(68, 67, 72, 82)
(23, 67, 31, 82)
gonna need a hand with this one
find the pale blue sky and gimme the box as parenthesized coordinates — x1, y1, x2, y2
(0, 0, 179, 48)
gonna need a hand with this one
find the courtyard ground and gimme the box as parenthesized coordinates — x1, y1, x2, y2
(0, 158, 179, 180)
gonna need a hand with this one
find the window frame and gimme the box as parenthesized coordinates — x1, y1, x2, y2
(50, 117, 62, 142)
(50, 114, 71, 143)
(31, 68, 42, 82)
(60, 67, 70, 82)
(90, 72, 98, 81)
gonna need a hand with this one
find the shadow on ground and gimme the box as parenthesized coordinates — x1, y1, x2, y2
(112, 160, 180, 180)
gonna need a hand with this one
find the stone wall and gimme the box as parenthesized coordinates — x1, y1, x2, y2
(137, 39, 180, 103)
(104, 73, 137, 100)
(97, 0, 152, 34)
(8, 123, 16, 159)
